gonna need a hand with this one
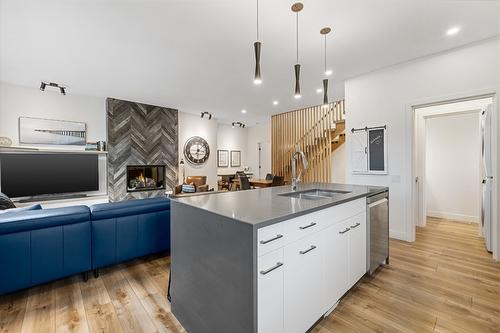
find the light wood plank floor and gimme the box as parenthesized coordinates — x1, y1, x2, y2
(1, 218, 499, 333)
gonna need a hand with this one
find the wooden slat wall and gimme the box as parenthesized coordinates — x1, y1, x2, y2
(271, 100, 345, 183)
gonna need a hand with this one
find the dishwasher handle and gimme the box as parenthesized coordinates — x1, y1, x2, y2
(368, 197, 388, 208)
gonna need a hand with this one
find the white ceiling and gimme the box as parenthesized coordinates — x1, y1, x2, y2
(1, 0, 500, 126)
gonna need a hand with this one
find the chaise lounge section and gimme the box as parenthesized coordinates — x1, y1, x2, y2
(0, 206, 92, 295)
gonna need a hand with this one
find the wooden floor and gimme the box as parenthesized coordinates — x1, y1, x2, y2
(1, 218, 499, 333)
(314, 218, 500, 333)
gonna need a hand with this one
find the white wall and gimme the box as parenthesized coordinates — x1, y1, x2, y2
(0, 82, 106, 146)
(425, 112, 481, 223)
(345, 37, 500, 249)
(178, 112, 218, 189)
(331, 144, 347, 183)
(247, 122, 271, 179)
(217, 124, 248, 175)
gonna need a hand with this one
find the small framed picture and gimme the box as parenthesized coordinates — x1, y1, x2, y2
(231, 150, 241, 167)
(217, 150, 229, 167)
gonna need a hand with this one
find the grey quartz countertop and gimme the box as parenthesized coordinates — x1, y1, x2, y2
(172, 182, 388, 228)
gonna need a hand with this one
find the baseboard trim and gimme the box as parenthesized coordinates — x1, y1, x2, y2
(427, 211, 480, 223)
(389, 229, 407, 241)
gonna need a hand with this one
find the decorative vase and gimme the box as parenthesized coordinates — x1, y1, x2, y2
(0, 137, 12, 146)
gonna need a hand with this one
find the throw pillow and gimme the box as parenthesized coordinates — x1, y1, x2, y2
(181, 184, 196, 193)
(0, 192, 16, 210)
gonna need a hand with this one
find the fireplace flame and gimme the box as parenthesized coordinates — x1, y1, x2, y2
(138, 172, 145, 183)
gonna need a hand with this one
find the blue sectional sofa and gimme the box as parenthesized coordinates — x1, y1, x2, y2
(0, 197, 170, 295)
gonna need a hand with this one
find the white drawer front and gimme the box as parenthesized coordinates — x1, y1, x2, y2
(320, 198, 366, 229)
(258, 223, 286, 256)
(284, 210, 324, 244)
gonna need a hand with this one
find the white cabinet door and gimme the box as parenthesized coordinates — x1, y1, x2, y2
(322, 219, 350, 312)
(284, 232, 323, 333)
(348, 212, 367, 286)
(258, 248, 284, 333)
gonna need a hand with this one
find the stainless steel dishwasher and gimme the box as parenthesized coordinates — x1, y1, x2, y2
(366, 190, 389, 274)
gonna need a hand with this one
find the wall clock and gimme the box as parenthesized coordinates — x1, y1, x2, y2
(184, 136, 210, 165)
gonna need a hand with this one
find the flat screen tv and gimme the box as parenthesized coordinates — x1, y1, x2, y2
(0, 153, 99, 198)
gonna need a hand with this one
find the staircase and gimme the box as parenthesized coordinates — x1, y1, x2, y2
(330, 120, 345, 152)
(271, 100, 346, 183)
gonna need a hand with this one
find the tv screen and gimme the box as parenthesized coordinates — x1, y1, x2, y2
(0, 153, 99, 198)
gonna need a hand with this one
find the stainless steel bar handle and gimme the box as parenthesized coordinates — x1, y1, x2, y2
(299, 245, 317, 255)
(299, 222, 317, 230)
(350, 222, 361, 229)
(260, 234, 283, 244)
(339, 227, 350, 234)
(260, 262, 283, 275)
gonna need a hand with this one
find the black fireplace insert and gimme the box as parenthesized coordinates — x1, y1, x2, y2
(126, 165, 166, 192)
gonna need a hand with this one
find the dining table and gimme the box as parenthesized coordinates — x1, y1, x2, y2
(231, 178, 273, 190)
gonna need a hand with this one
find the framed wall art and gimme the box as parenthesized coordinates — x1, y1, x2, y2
(217, 150, 229, 167)
(19, 117, 87, 145)
(230, 150, 241, 167)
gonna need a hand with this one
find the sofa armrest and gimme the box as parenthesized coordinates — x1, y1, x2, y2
(0, 206, 90, 235)
(90, 197, 170, 220)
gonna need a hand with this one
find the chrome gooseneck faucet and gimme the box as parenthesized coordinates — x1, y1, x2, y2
(291, 145, 308, 191)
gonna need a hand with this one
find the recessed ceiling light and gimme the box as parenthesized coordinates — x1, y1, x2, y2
(325, 69, 333, 76)
(446, 26, 460, 36)
(316, 88, 323, 94)
(241, 109, 247, 114)
(273, 100, 279, 105)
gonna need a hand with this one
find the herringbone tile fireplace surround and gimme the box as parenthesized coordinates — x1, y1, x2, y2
(107, 98, 178, 202)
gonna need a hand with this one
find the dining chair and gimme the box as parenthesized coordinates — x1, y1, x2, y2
(271, 175, 284, 187)
(238, 174, 252, 190)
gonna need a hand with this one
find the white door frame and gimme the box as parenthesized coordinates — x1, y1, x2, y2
(415, 108, 483, 227)
(405, 88, 499, 260)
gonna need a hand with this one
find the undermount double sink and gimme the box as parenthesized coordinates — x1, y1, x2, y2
(278, 188, 351, 200)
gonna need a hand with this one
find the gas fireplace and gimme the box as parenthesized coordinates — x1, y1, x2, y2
(126, 165, 166, 192)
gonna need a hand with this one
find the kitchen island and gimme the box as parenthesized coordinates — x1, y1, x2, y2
(170, 183, 388, 333)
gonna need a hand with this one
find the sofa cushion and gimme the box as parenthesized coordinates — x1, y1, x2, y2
(0, 206, 90, 235)
(0, 204, 42, 214)
(90, 197, 170, 220)
(0, 192, 16, 210)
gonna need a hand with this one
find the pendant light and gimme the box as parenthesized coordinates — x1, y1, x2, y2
(292, 2, 303, 99)
(253, 0, 262, 85)
(320, 27, 331, 107)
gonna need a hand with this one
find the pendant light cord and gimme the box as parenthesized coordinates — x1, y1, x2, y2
(324, 34, 327, 73)
(256, 0, 259, 41)
(296, 12, 299, 63)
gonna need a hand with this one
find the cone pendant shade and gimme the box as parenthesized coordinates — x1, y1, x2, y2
(294, 64, 301, 98)
(323, 79, 328, 105)
(254, 41, 262, 84)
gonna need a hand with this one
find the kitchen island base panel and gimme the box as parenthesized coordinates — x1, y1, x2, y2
(171, 201, 256, 333)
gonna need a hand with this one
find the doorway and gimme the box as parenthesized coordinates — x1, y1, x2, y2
(257, 141, 271, 179)
(413, 97, 494, 252)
